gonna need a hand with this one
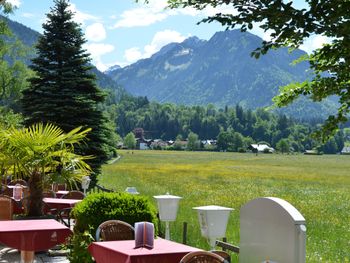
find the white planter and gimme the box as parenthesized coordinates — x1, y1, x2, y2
(193, 205, 233, 249)
(154, 194, 182, 240)
(153, 194, 182, 222)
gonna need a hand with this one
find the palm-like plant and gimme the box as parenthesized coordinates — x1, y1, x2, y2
(0, 123, 91, 216)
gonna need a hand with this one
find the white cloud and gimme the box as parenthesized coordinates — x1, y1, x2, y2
(145, 30, 186, 57)
(112, 0, 237, 29)
(112, 4, 167, 28)
(85, 23, 106, 42)
(68, 3, 98, 25)
(6, 0, 21, 8)
(300, 35, 331, 54)
(21, 12, 35, 18)
(123, 30, 187, 64)
(124, 47, 143, 64)
(84, 43, 115, 71)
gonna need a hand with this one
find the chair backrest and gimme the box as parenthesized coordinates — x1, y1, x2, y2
(2, 186, 13, 197)
(180, 251, 225, 263)
(61, 190, 85, 200)
(96, 220, 135, 241)
(211, 251, 231, 263)
(8, 179, 28, 186)
(52, 183, 67, 191)
(43, 190, 57, 198)
(0, 195, 13, 220)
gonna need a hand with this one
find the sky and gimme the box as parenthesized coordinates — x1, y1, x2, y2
(6, 0, 328, 72)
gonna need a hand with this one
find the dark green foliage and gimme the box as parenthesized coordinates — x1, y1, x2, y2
(276, 139, 290, 154)
(20, 0, 116, 185)
(124, 132, 136, 149)
(112, 95, 348, 153)
(65, 230, 94, 263)
(72, 192, 158, 235)
(187, 131, 199, 150)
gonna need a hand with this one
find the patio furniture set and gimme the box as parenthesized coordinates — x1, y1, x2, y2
(0, 180, 308, 262)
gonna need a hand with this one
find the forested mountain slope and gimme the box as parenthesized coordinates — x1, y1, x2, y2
(107, 30, 337, 120)
(3, 15, 124, 94)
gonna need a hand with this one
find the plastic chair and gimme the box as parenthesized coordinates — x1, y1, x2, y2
(0, 194, 13, 220)
(61, 190, 85, 200)
(180, 251, 225, 263)
(96, 220, 135, 241)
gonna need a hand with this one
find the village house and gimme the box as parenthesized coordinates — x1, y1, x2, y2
(341, 146, 350, 155)
(248, 144, 275, 153)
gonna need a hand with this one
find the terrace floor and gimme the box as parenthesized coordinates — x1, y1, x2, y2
(0, 246, 69, 263)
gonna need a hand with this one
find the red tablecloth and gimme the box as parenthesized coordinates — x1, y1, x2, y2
(88, 238, 202, 263)
(0, 219, 72, 251)
(43, 197, 81, 210)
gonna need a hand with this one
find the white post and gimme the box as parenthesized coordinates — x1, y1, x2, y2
(81, 176, 91, 196)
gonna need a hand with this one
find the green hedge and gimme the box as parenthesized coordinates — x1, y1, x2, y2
(67, 192, 158, 263)
(72, 192, 158, 235)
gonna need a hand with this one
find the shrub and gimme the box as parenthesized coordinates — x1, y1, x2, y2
(72, 192, 158, 235)
(238, 147, 246, 153)
(65, 230, 94, 263)
(68, 192, 158, 262)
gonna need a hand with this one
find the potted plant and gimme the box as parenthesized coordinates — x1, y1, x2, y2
(0, 123, 91, 217)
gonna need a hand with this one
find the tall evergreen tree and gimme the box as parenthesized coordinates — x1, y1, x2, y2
(21, 0, 115, 186)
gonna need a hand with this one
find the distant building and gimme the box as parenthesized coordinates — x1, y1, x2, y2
(341, 146, 350, 155)
(304, 150, 322, 155)
(201, 139, 217, 147)
(136, 137, 152, 150)
(248, 144, 275, 153)
(150, 139, 168, 149)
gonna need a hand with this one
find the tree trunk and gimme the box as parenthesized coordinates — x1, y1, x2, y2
(27, 171, 44, 216)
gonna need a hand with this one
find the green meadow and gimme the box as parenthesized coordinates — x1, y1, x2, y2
(99, 150, 350, 262)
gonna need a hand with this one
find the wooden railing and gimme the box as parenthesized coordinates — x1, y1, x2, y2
(89, 184, 114, 193)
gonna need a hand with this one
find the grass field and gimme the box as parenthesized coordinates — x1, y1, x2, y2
(99, 150, 350, 262)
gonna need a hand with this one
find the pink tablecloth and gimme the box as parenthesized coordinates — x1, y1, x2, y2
(43, 197, 81, 211)
(0, 219, 72, 251)
(88, 238, 202, 263)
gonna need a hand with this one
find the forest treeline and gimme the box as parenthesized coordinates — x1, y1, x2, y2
(105, 92, 348, 154)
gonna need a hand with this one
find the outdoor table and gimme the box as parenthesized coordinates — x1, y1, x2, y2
(88, 238, 202, 263)
(55, 190, 69, 198)
(0, 219, 72, 263)
(43, 197, 81, 211)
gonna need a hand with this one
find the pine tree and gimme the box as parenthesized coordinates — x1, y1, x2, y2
(21, 0, 115, 186)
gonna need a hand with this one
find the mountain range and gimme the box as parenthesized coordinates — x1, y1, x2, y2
(5, 16, 337, 120)
(3, 16, 124, 97)
(106, 30, 337, 120)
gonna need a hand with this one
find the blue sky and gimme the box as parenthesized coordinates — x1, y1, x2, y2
(7, 0, 326, 72)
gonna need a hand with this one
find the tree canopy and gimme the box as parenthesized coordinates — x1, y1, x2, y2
(0, 2, 32, 121)
(159, 0, 350, 141)
(20, 0, 116, 186)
